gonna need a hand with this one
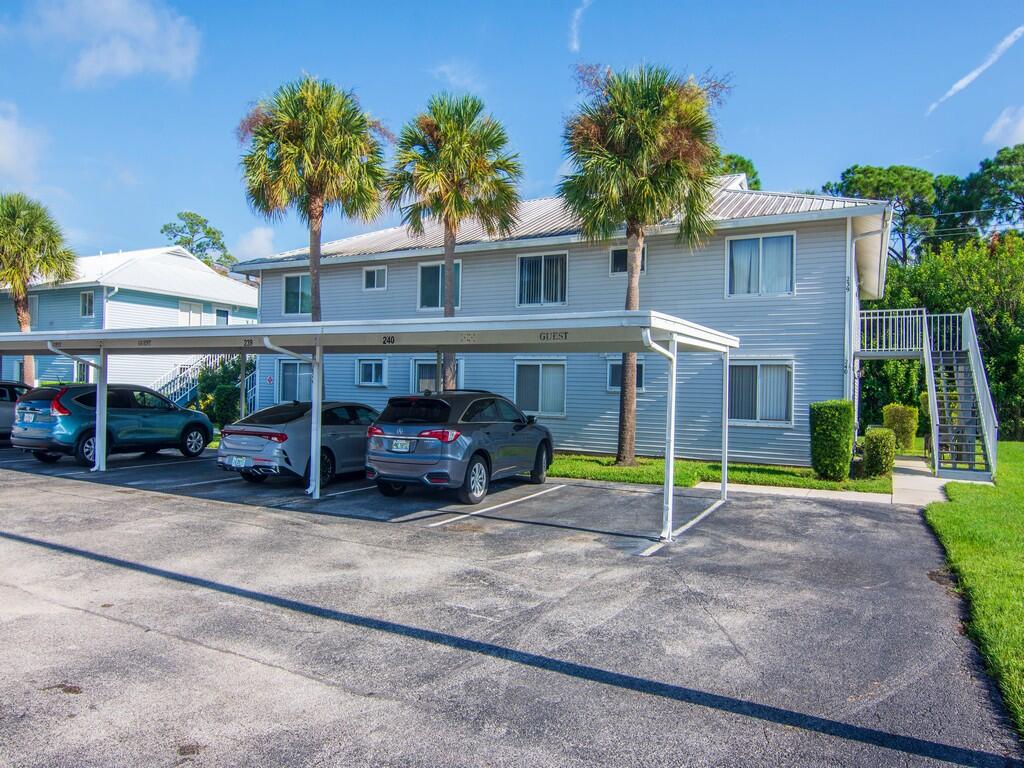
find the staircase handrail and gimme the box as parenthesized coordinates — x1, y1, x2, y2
(921, 322, 941, 476)
(963, 308, 999, 476)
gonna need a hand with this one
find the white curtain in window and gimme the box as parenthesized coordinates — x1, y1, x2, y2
(729, 239, 759, 294)
(728, 365, 757, 420)
(761, 236, 793, 293)
(540, 363, 565, 414)
(281, 362, 312, 402)
(759, 364, 791, 421)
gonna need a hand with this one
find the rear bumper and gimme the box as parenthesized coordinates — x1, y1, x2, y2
(365, 458, 466, 488)
(11, 435, 73, 454)
(217, 453, 299, 478)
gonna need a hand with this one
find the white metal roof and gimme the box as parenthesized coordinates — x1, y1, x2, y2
(235, 175, 886, 273)
(0, 310, 738, 357)
(14, 246, 258, 308)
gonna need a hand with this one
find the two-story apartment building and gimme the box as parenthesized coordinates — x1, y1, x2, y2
(0, 246, 258, 387)
(234, 175, 890, 466)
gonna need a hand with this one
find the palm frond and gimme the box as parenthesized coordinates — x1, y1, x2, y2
(0, 193, 77, 300)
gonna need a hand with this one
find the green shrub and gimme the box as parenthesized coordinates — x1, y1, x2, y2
(809, 400, 854, 481)
(882, 403, 918, 450)
(864, 427, 896, 477)
(918, 391, 930, 437)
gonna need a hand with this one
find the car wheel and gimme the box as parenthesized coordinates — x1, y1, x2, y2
(304, 448, 336, 487)
(240, 471, 266, 484)
(73, 432, 103, 467)
(179, 426, 207, 457)
(31, 450, 61, 464)
(458, 454, 490, 505)
(529, 442, 549, 484)
(376, 479, 406, 497)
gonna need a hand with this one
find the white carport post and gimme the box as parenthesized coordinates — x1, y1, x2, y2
(238, 351, 247, 419)
(642, 330, 679, 541)
(721, 349, 729, 500)
(46, 341, 107, 472)
(261, 335, 322, 500)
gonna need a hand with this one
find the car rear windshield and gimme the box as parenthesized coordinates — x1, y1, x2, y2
(19, 387, 60, 403)
(378, 398, 451, 424)
(238, 402, 311, 425)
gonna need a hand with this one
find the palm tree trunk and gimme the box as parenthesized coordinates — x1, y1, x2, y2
(442, 221, 457, 391)
(615, 224, 644, 465)
(308, 196, 324, 323)
(14, 294, 34, 384)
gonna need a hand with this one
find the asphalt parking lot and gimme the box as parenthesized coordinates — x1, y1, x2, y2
(1, 444, 1021, 767)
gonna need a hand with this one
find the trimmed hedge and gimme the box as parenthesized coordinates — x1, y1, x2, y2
(919, 391, 930, 437)
(809, 400, 854, 481)
(864, 427, 896, 477)
(883, 403, 918, 450)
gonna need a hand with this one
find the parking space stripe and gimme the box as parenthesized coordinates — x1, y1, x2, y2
(58, 457, 213, 477)
(275, 485, 376, 507)
(636, 499, 727, 557)
(426, 484, 566, 528)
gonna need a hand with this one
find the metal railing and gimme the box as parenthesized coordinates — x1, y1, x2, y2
(963, 308, 999, 476)
(244, 370, 257, 415)
(859, 308, 925, 355)
(921, 322, 941, 475)
(927, 313, 963, 353)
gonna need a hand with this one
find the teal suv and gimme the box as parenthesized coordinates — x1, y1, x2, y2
(12, 384, 213, 466)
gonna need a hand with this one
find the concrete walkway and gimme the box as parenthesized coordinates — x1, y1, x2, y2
(694, 455, 985, 508)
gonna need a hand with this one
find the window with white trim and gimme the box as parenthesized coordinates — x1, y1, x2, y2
(179, 301, 203, 327)
(80, 291, 94, 318)
(284, 274, 312, 314)
(75, 360, 91, 383)
(356, 358, 386, 387)
(609, 246, 646, 275)
(279, 360, 312, 402)
(411, 358, 462, 393)
(607, 358, 645, 391)
(518, 253, 567, 305)
(515, 360, 566, 416)
(215, 308, 230, 325)
(727, 234, 794, 296)
(729, 362, 792, 424)
(363, 265, 387, 291)
(28, 295, 39, 330)
(418, 261, 460, 309)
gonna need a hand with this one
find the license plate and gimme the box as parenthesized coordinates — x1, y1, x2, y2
(23, 412, 34, 423)
(231, 456, 248, 468)
(390, 438, 411, 453)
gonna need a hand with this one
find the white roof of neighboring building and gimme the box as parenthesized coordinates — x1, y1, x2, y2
(235, 174, 887, 273)
(26, 246, 258, 308)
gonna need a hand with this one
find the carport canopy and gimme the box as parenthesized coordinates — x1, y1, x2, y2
(0, 310, 739, 541)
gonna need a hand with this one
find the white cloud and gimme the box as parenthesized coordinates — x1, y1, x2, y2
(984, 106, 1024, 146)
(26, 0, 200, 87)
(569, 0, 593, 53)
(430, 60, 484, 92)
(0, 102, 45, 188)
(233, 226, 275, 262)
(926, 25, 1024, 115)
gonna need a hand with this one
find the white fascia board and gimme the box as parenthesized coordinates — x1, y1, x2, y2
(233, 204, 891, 274)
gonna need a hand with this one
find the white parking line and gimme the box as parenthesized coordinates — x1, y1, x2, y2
(276, 485, 376, 506)
(125, 476, 240, 489)
(59, 457, 212, 477)
(636, 499, 727, 557)
(427, 484, 566, 528)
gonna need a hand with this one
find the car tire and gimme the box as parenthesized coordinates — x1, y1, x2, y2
(458, 454, 490, 505)
(73, 432, 103, 467)
(240, 471, 266, 484)
(179, 426, 207, 458)
(529, 442, 549, 484)
(304, 448, 336, 487)
(31, 450, 61, 464)
(376, 479, 406, 497)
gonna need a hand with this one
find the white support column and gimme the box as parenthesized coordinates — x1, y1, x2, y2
(660, 336, 678, 541)
(306, 338, 323, 499)
(94, 348, 108, 472)
(721, 349, 729, 501)
(238, 351, 247, 419)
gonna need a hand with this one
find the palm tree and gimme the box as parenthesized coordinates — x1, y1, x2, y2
(0, 193, 76, 384)
(559, 64, 720, 465)
(385, 93, 522, 390)
(239, 76, 386, 321)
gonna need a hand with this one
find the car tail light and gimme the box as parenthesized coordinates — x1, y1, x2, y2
(417, 428, 461, 443)
(222, 428, 288, 443)
(50, 387, 71, 416)
(367, 425, 384, 438)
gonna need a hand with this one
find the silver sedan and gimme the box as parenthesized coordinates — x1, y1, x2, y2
(218, 401, 380, 485)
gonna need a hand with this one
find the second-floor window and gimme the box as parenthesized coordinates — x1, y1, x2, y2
(363, 265, 387, 291)
(284, 274, 312, 315)
(419, 261, 461, 309)
(609, 246, 646, 276)
(518, 253, 567, 305)
(80, 291, 94, 318)
(727, 233, 795, 296)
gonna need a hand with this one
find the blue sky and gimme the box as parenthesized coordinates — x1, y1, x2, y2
(1, 0, 1023, 263)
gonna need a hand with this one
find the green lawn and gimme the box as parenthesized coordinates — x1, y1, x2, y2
(925, 441, 1024, 735)
(548, 453, 893, 494)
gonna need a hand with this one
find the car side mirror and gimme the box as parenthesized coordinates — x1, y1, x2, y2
(526, 415, 537, 425)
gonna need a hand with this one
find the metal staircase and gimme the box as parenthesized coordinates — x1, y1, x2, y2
(151, 354, 258, 413)
(859, 307, 997, 480)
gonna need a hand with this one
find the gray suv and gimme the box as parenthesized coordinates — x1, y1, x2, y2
(366, 390, 553, 504)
